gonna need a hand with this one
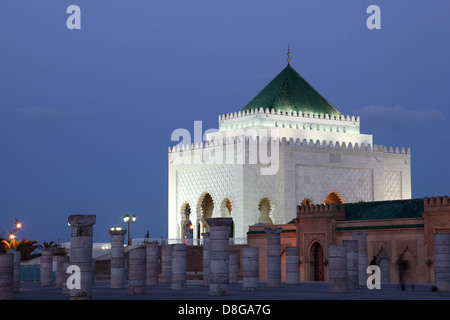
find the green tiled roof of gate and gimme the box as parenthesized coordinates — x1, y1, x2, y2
(241, 64, 341, 116)
(344, 199, 424, 221)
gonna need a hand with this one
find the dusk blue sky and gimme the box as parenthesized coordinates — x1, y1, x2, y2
(0, 1, 449, 244)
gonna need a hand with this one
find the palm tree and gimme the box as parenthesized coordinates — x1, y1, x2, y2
(1, 238, 41, 260)
(16, 239, 40, 260)
(1, 238, 17, 250)
(39, 241, 58, 249)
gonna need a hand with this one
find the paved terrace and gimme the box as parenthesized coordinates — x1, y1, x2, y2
(13, 280, 450, 300)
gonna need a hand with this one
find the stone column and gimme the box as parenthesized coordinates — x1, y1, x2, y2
(265, 227, 282, 287)
(161, 244, 172, 284)
(207, 217, 233, 296)
(146, 241, 159, 286)
(285, 246, 299, 284)
(128, 246, 146, 294)
(171, 243, 187, 290)
(343, 240, 359, 289)
(109, 229, 127, 289)
(328, 244, 348, 293)
(242, 247, 259, 291)
(68, 214, 96, 300)
(0, 253, 14, 300)
(40, 248, 54, 286)
(8, 249, 21, 293)
(54, 247, 69, 289)
(433, 233, 450, 292)
(351, 231, 368, 286)
(229, 252, 239, 284)
(202, 232, 210, 286)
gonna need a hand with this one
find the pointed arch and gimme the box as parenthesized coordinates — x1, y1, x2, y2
(196, 192, 215, 235)
(257, 197, 274, 225)
(324, 191, 344, 204)
(376, 248, 391, 283)
(301, 198, 313, 206)
(309, 241, 324, 281)
(179, 202, 192, 240)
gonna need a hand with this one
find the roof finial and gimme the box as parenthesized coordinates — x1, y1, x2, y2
(286, 45, 291, 64)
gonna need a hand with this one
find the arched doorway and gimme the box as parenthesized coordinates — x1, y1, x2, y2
(258, 198, 273, 224)
(198, 193, 214, 234)
(310, 242, 324, 281)
(376, 249, 391, 283)
(180, 203, 193, 240)
(324, 191, 344, 204)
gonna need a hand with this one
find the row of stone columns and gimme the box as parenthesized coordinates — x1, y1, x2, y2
(2, 214, 450, 300)
(327, 232, 367, 293)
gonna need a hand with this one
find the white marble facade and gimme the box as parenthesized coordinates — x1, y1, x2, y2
(168, 108, 412, 240)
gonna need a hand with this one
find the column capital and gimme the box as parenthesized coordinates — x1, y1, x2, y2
(207, 217, 233, 227)
(109, 229, 127, 236)
(68, 214, 96, 226)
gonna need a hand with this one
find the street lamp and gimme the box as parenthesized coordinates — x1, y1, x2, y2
(8, 218, 22, 248)
(13, 218, 22, 235)
(123, 214, 136, 245)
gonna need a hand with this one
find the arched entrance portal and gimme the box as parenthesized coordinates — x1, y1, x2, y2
(198, 193, 214, 235)
(324, 191, 344, 205)
(258, 198, 273, 225)
(376, 249, 391, 283)
(179, 203, 193, 240)
(310, 242, 324, 281)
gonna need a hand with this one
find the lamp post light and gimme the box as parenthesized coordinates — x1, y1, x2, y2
(123, 214, 136, 245)
(14, 219, 22, 232)
(7, 218, 22, 248)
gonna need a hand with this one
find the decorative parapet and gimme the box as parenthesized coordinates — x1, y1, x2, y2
(218, 107, 360, 134)
(424, 196, 450, 206)
(297, 203, 344, 214)
(168, 135, 410, 156)
(218, 107, 360, 123)
(423, 196, 450, 214)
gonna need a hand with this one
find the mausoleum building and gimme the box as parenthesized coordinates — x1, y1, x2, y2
(168, 57, 412, 243)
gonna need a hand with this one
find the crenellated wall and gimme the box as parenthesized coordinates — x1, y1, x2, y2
(422, 196, 450, 279)
(218, 107, 360, 126)
(169, 135, 410, 156)
(247, 197, 450, 284)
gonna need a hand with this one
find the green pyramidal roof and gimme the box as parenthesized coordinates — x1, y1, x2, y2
(242, 64, 341, 116)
